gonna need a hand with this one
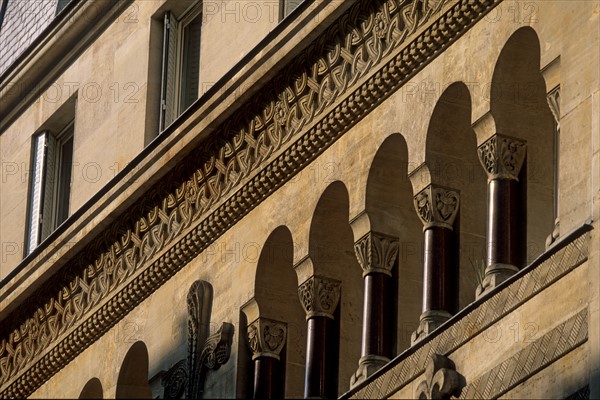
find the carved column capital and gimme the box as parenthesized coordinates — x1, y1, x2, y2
(354, 232, 399, 277)
(298, 275, 341, 319)
(477, 134, 527, 181)
(414, 185, 460, 230)
(415, 354, 462, 399)
(247, 318, 287, 360)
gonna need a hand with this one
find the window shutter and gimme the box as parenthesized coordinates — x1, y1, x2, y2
(41, 133, 57, 240)
(26, 132, 49, 255)
(160, 11, 179, 131)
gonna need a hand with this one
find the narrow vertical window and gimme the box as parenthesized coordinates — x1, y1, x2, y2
(26, 121, 74, 255)
(159, 3, 202, 132)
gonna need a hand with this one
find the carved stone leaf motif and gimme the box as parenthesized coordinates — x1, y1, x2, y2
(477, 134, 527, 181)
(298, 276, 342, 319)
(200, 322, 234, 370)
(354, 232, 399, 276)
(414, 185, 460, 230)
(0, 0, 499, 396)
(415, 354, 462, 400)
(187, 280, 212, 400)
(247, 318, 287, 360)
(161, 360, 187, 400)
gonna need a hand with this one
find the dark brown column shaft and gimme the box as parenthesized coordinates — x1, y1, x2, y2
(305, 315, 338, 398)
(253, 357, 283, 399)
(362, 273, 393, 358)
(353, 232, 398, 375)
(422, 226, 458, 314)
(477, 134, 526, 296)
(412, 185, 460, 343)
(488, 179, 522, 268)
(299, 275, 341, 399)
(247, 318, 287, 399)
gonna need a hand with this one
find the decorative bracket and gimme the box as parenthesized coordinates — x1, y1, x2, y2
(415, 353, 462, 399)
(298, 275, 342, 319)
(414, 185, 460, 230)
(354, 232, 399, 277)
(477, 134, 527, 181)
(247, 318, 287, 360)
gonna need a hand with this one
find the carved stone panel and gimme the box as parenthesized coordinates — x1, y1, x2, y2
(414, 353, 462, 399)
(414, 185, 460, 230)
(161, 360, 187, 400)
(298, 275, 342, 319)
(477, 134, 527, 181)
(354, 232, 399, 277)
(247, 318, 287, 360)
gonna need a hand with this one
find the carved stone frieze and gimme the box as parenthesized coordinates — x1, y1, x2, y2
(477, 134, 527, 181)
(414, 354, 462, 399)
(247, 318, 287, 360)
(0, 0, 503, 396)
(354, 232, 399, 277)
(414, 185, 460, 230)
(161, 360, 187, 400)
(298, 276, 342, 319)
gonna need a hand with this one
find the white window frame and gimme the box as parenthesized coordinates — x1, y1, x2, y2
(160, 2, 202, 132)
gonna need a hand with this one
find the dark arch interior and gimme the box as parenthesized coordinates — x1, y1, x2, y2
(79, 377, 103, 399)
(116, 341, 152, 399)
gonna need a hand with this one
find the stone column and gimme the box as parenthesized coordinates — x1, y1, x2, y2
(351, 232, 398, 386)
(476, 134, 527, 298)
(298, 275, 341, 399)
(411, 185, 460, 344)
(247, 318, 287, 399)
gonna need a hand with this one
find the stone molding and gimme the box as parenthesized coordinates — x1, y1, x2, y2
(354, 232, 399, 277)
(0, 0, 503, 396)
(298, 275, 342, 320)
(347, 226, 591, 399)
(458, 308, 588, 399)
(414, 354, 462, 399)
(477, 134, 527, 181)
(547, 86, 561, 130)
(414, 185, 460, 230)
(247, 318, 287, 361)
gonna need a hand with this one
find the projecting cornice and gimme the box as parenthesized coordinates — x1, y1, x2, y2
(0, 0, 503, 396)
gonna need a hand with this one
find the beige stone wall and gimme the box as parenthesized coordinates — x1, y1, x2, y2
(9, 0, 600, 398)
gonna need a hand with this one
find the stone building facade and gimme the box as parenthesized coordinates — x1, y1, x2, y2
(0, 0, 598, 398)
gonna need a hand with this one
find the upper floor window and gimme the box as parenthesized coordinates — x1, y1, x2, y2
(26, 121, 74, 255)
(160, 2, 202, 131)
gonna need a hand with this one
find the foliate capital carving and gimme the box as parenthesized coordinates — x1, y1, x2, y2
(477, 134, 526, 181)
(354, 232, 399, 277)
(414, 185, 460, 230)
(415, 353, 462, 399)
(298, 275, 341, 319)
(247, 318, 287, 360)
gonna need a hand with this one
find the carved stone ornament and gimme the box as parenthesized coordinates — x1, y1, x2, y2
(187, 281, 213, 399)
(298, 275, 342, 319)
(354, 232, 399, 277)
(415, 353, 462, 400)
(0, 0, 503, 396)
(161, 360, 188, 400)
(477, 134, 527, 181)
(414, 185, 460, 230)
(247, 318, 287, 360)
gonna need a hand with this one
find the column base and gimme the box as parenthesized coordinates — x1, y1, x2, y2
(350, 355, 390, 388)
(411, 310, 452, 345)
(476, 263, 519, 299)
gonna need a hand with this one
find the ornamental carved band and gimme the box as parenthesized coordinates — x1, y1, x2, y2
(414, 185, 460, 230)
(354, 232, 399, 277)
(414, 353, 462, 399)
(298, 275, 342, 319)
(247, 318, 287, 361)
(477, 134, 527, 181)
